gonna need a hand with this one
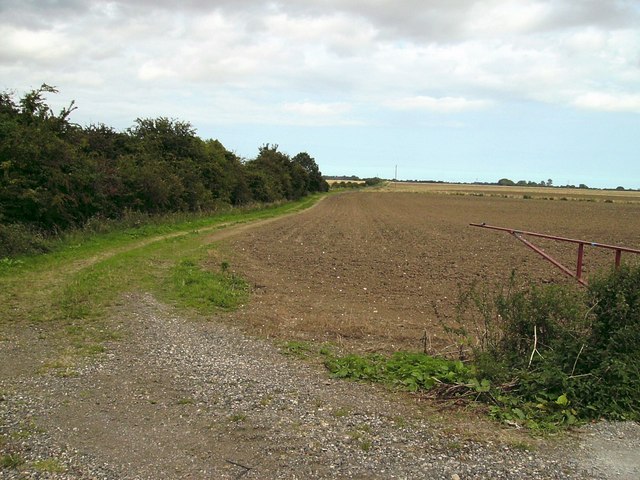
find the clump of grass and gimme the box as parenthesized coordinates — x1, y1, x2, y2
(229, 413, 247, 422)
(33, 458, 66, 473)
(332, 407, 350, 418)
(167, 258, 248, 312)
(1, 453, 24, 469)
(279, 340, 313, 358)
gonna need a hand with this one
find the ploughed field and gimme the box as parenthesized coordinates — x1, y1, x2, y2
(226, 190, 640, 353)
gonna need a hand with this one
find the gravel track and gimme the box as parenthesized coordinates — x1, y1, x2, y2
(3, 293, 638, 479)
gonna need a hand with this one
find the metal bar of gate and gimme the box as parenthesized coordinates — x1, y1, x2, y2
(470, 223, 640, 286)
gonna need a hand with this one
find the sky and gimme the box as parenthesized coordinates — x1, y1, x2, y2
(1, 0, 639, 188)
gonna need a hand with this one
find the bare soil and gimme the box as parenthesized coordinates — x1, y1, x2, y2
(224, 191, 640, 353)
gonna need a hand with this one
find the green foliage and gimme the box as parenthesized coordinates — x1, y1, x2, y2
(326, 351, 474, 392)
(461, 266, 640, 428)
(0, 87, 328, 256)
(0, 223, 49, 257)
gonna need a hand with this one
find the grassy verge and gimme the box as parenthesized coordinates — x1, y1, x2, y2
(0, 194, 323, 374)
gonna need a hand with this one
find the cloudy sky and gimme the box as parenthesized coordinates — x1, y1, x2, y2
(1, 0, 639, 188)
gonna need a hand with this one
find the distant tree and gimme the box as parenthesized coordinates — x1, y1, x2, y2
(579, 184, 589, 189)
(547, 178, 553, 187)
(497, 178, 515, 186)
(615, 186, 625, 191)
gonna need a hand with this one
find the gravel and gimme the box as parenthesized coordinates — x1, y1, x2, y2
(1, 293, 638, 479)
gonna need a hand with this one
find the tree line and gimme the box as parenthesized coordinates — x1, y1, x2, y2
(0, 85, 328, 256)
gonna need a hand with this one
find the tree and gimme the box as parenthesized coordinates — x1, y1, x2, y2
(292, 152, 328, 193)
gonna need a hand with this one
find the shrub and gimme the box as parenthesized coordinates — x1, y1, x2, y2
(468, 266, 640, 424)
(0, 223, 50, 257)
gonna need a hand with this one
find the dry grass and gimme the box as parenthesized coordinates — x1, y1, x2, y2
(382, 182, 640, 203)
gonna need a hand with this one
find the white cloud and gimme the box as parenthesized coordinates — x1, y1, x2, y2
(386, 95, 491, 113)
(283, 101, 351, 116)
(573, 92, 640, 113)
(1, 0, 639, 124)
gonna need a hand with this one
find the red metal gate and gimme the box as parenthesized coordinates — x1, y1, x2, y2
(470, 223, 640, 286)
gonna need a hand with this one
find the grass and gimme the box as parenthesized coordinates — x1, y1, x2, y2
(165, 258, 248, 312)
(32, 458, 66, 473)
(382, 182, 640, 203)
(1, 453, 24, 469)
(0, 194, 324, 376)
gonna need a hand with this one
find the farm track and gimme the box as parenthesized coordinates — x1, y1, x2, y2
(1, 191, 639, 478)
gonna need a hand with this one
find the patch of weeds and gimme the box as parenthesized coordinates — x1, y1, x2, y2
(453, 266, 640, 430)
(279, 340, 313, 358)
(229, 413, 247, 423)
(167, 258, 248, 312)
(260, 395, 274, 407)
(1, 453, 24, 469)
(392, 415, 409, 428)
(11, 420, 42, 440)
(32, 458, 66, 473)
(332, 407, 350, 418)
(325, 351, 473, 392)
(176, 397, 195, 405)
(359, 439, 372, 451)
(357, 423, 372, 434)
(40, 354, 79, 377)
(510, 440, 533, 451)
(319, 343, 335, 357)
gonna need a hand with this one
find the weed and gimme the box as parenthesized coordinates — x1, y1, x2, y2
(332, 407, 350, 418)
(392, 416, 409, 428)
(318, 344, 335, 357)
(510, 441, 533, 451)
(176, 398, 195, 405)
(326, 351, 473, 392)
(280, 340, 313, 358)
(229, 413, 247, 422)
(1, 453, 24, 469)
(33, 458, 66, 473)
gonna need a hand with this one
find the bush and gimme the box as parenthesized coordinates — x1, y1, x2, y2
(468, 266, 640, 424)
(0, 223, 49, 257)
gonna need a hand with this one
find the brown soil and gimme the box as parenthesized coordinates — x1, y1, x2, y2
(224, 191, 640, 353)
